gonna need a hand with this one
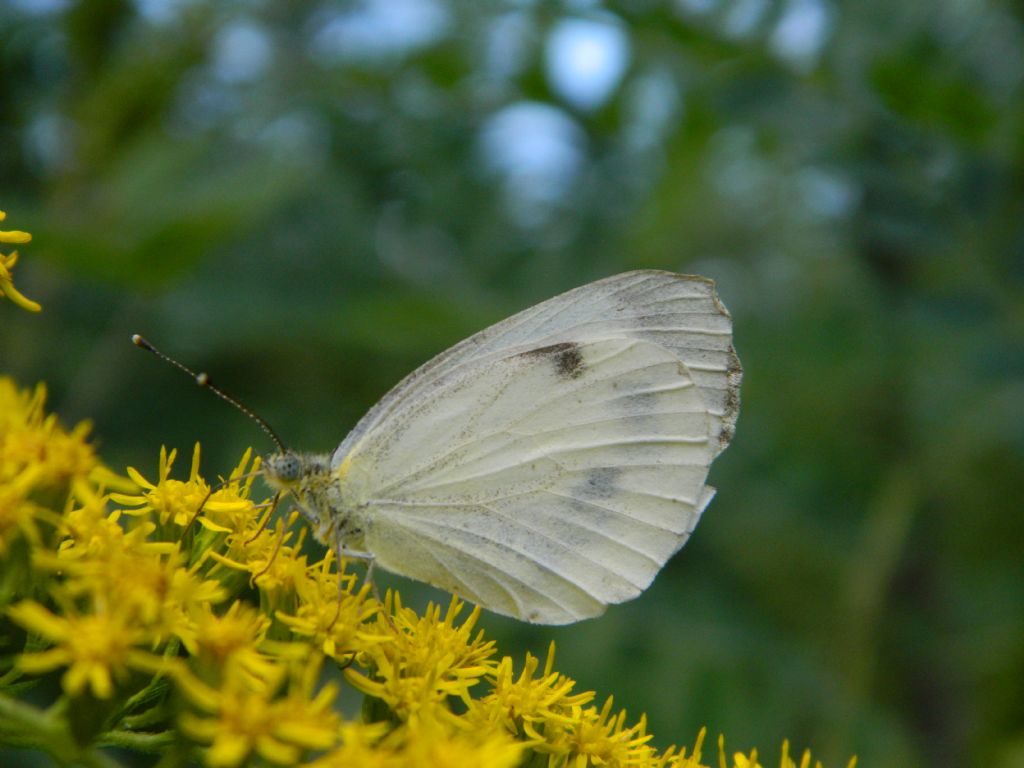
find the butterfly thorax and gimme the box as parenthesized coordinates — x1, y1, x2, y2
(262, 451, 367, 553)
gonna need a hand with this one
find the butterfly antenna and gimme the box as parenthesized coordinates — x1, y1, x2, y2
(132, 334, 288, 454)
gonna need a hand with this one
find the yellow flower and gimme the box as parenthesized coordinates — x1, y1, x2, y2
(546, 695, 657, 767)
(0, 376, 856, 768)
(116, 444, 221, 528)
(183, 601, 277, 687)
(768, 738, 857, 768)
(159, 555, 232, 637)
(397, 726, 523, 768)
(345, 594, 498, 723)
(471, 642, 593, 745)
(209, 512, 302, 578)
(670, 727, 710, 768)
(0, 210, 40, 312)
(0, 377, 43, 435)
(178, 655, 341, 767)
(299, 721, 391, 768)
(53, 483, 169, 572)
(202, 448, 264, 526)
(308, 718, 524, 768)
(275, 555, 382, 660)
(202, 508, 319, 613)
(0, 378, 121, 557)
(0, 378, 98, 488)
(0, 211, 32, 244)
(0, 464, 45, 555)
(8, 600, 163, 698)
(733, 752, 762, 768)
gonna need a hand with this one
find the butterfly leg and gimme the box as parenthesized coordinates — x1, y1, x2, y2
(341, 547, 382, 606)
(335, 545, 376, 580)
(244, 490, 281, 544)
(251, 518, 287, 582)
(328, 546, 383, 630)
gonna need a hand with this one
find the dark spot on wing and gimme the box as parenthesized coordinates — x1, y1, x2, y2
(582, 467, 621, 499)
(521, 341, 586, 380)
(556, 345, 585, 379)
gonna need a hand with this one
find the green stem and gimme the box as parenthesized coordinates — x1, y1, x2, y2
(0, 692, 120, 768)
(96, 728, 176, 753)
(105, 638, 179, 729)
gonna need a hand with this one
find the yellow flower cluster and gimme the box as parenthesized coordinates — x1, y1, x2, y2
(0, 376, 854, 768)
(0, 209, 40, 312)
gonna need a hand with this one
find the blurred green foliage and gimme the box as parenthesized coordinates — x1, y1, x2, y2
(2, 1, 1023, 766)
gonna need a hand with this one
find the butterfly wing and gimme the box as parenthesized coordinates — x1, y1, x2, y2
(336, 272, 740, 624)
(349, 336, 720, 623)
(335, 271, 740, 464)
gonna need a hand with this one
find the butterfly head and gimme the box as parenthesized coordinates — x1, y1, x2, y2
(262, 451, 333, 492)
(261, 451, 338, 540)
(263, 451, 303, 487)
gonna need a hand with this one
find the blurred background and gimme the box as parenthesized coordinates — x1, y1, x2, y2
(2, 0, 1023, 765)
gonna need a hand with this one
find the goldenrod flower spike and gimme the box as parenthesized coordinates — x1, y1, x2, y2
(0, 375, 857, 767)
(0, 210, 41, 312)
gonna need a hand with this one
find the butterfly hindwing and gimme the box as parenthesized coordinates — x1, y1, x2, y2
(353, 335, 718, 623)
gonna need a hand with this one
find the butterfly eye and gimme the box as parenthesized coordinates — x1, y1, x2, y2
(267, 452, 302, 485)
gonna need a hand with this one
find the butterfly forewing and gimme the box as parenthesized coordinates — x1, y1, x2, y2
(334, 271, 740, 467)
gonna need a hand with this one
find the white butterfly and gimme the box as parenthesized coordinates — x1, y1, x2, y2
(261, 270, 740, 624)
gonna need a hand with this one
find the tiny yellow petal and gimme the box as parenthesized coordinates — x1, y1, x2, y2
(16, 648, 72, 675)
(7, 601, 71, 641)
(0, 275, 42, 312)
(125, 465, 156, 490)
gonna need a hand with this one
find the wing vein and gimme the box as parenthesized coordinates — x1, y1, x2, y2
(538, 490, 666, 566)
(384, 433, 709, 498)
(392, 519, 584, 616)
(391, 507, 642, 590)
